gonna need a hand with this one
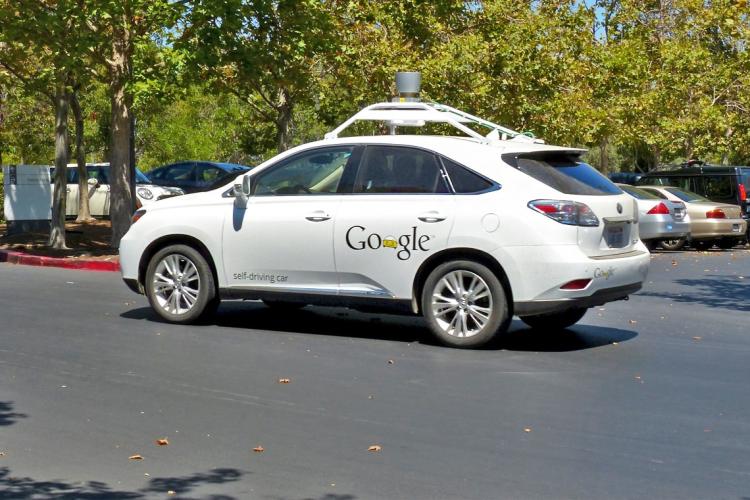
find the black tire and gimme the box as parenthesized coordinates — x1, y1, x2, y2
(145, 244, 217, 324)
(659, 237, 686, 251)
(717, 238, 738, 250)
(421, 260, 510, 348)
(262, 299, 306, 310)
(693, 240, 714, 251)
(519, 307, 587, 330)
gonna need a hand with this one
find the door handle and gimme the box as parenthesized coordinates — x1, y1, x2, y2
(418, 211, 446, 223)
(305, 211, 331, 222)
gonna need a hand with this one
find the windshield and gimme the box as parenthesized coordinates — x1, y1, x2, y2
(619, 184, 660, 200)
(665, 187, 711, 202)
(135, 169, 151, 184)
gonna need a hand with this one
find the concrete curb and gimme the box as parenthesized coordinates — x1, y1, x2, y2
(0, 249, 120, 272)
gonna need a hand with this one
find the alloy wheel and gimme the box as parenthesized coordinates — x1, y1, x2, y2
(430, 270, 493, 338)
(151, 253, 201, 315)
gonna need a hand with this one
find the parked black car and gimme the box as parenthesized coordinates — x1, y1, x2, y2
(146, 161, 251, 193)
(608, 171, 644, 185)
(637, 162, 750, 238)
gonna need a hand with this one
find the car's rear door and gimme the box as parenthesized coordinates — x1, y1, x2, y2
(334, 145, 456, 299)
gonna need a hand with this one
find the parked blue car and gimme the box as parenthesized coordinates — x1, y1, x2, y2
(146, 161, 251, 193)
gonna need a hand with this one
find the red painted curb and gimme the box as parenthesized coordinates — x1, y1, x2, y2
(0, 249, 120, 272)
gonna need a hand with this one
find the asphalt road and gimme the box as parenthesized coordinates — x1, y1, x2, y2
(1, 249, 749, 500)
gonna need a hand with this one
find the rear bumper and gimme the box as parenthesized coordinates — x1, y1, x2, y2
(639, 217, 690, 241)
(515, 282, 641, 316)
(690, 218, 747, 239)
(494, 243, 651, 304)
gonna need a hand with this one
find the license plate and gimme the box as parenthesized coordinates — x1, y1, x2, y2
(605, 225, 625, 247)
(732, 224, 740, 232)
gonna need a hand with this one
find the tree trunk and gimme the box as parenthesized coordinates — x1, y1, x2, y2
(599, 135, 609, 174)
(49, 89, 69, 249)
(71, 93, 93, 222)
(275, 88, 293, 153)
(108, 15, 134, 248)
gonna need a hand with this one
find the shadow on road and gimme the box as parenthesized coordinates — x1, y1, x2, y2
(638, 275, 750, 312)
(122, 303, 636, 352)
(0, 402, 27, 427)
(0, 467, 244, 499)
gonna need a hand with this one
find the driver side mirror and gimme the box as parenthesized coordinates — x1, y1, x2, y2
(233, 175, 253, 209)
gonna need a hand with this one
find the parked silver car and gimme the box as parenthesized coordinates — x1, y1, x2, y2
(617, 184, 690, 249)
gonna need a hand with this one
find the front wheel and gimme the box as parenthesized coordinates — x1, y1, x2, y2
(421, 260, 510, 348)
(145, 244, 217, 324)
(520, 308, 587, 330)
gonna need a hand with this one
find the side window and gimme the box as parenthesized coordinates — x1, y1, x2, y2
(703, 175, 735, 202)
(641, 188, 668, 200)
(196, 164, 224, 184)
(442, 158, 493, 193)
(253, 147, 354, 196)
(354, 146, 448, 194)
(171, 163, 195, 181)
(66, 169, 78, 184)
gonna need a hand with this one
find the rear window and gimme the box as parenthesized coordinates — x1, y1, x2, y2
(505, 154, 621, 195)
(665, 187, 710, 203)
(619, 184, 660, 200)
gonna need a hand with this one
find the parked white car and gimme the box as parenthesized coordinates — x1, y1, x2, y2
(55, 163, 184, 217)
(120, 101, 650, 348)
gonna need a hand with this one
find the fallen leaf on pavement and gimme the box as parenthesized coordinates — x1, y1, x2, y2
(278, 378, 290, 384)
(523, 428, 532, 433)
(167, 491, 176, 496)
(253, 446, 264, 453)
(368, 445, 382, 452)
(628, 320, 637, 325)
(155, 438, 169, 446)
(129, 454, 143, 460)
(387, 360, 394, 365)
(692, 336, 702, 341)
(671, 260, 677, 266)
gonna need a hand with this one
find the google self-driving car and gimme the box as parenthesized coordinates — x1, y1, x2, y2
(119, 100, 650, 348)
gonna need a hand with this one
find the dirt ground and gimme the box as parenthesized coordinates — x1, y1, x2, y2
(0, 220, 118, 260)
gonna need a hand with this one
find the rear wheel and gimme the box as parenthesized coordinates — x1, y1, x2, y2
(717, 238, 738, 250)
(520, 308, 588, 330)
(659, 237, 686, 251)
(693, 240, 714, 251)
(421, 260, 510, 348)
(145, 244, 216, 324)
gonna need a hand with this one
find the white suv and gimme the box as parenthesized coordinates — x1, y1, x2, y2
(120, 102, 650, 348)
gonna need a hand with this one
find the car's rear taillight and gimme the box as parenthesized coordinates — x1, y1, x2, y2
(739, 183, 747, 201)
(132, 209, 146, 224)
(528, 200, 599, 227)
(706, 209, 726, 219)
(646, 202, 670, 215)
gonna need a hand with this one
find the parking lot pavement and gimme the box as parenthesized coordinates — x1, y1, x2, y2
(0, 248, 749, 499)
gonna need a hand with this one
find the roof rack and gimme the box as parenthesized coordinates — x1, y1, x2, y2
(324, 101, 543, 144)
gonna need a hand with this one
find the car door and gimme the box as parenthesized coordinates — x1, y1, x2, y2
(222, 145, 360, 294)
(65, 168, 79, 216)
(85, 166, 109, 216)
(334, 145, 456, 300)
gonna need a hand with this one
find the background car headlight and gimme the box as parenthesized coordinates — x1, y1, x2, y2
(137, 187, 154, 200)
(168, 187, 185, 195)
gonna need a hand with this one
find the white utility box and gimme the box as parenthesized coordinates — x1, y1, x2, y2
(3, 165, 52, 235)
